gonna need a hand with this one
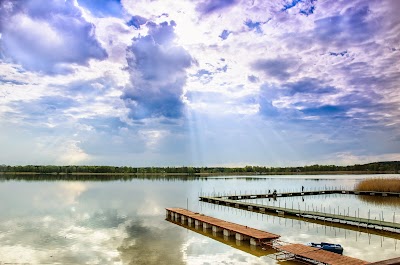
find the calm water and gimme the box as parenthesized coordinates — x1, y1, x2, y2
(0, 175, 399, 264)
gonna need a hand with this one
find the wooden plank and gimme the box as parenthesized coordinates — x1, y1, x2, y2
(166, 208, 280, 240)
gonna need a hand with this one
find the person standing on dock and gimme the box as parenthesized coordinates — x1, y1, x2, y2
(302, 186, 304, 192)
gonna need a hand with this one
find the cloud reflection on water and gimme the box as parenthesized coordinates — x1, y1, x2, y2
(0, 177, 399, 264)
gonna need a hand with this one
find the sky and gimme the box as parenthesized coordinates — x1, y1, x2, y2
(0, 0, 399, 166)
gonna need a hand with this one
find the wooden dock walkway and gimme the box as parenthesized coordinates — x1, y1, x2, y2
(220, 190, 400, 200)
(199, 196, 400, 232)
(166, 208, 372, 265)
(166, 208, 279, 245)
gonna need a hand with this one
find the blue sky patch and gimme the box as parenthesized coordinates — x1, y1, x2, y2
(78, 0, 123, 17)
(219, 30, 231, 40)
(127, 15, 147, 29)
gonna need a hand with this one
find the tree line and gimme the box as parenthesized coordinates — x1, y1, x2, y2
(0, 161, 399, 175)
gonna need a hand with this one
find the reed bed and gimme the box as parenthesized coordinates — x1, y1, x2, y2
(355, 178, 400, 193)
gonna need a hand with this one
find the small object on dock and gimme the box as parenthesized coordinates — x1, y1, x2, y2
(306, 242, 343, 254)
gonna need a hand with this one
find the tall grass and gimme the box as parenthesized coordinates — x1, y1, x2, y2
(355, 178, 400, 192)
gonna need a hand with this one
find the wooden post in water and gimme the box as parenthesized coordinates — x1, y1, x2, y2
(368, 209, 370, 224)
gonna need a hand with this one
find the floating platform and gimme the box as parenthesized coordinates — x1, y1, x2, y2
(166, 208, 279, 245)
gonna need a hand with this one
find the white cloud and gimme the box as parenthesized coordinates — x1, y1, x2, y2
(0, 0, 399, 165)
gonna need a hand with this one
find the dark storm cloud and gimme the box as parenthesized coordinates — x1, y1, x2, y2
(252, 57, 295, 81)
(258, 79, 340, 121)
(247, 75, 259, 83)
(329, 51, 348, 57)
(122, 21, 193, 120)
(314, 5, 378, 47)
(283, 78, 337, 95)
(196, 0, 238, 15)
(0, 76, 28, 86)
(0, 0, 107, 74)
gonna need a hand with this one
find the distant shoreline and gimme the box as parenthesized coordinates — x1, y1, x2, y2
(0, 170, 398, 176)
(1, 161, 399, 177)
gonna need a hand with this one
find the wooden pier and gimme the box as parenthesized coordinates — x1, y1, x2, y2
(199, 191, 400, 233)
(166, 208, 372, 265)
(218, 190, 400, 201)
(166, 208, 279, 245)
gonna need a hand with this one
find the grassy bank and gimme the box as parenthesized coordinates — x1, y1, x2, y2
(355, 178, 400, 193)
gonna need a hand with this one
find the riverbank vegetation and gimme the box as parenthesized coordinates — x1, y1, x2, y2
(0, 161, 399, 175)
(355, 177, 400, 193)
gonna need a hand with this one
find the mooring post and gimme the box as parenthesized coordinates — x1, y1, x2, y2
(368, 209, 370, 224)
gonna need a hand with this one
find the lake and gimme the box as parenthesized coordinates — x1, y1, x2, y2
(0, 174, 399, 264)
